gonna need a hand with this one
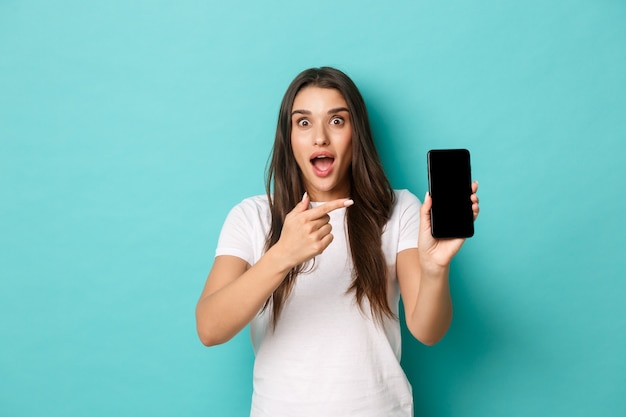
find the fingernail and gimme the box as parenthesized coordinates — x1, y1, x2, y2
(302, 192, 308, 201)
(344, 199, 354, 207)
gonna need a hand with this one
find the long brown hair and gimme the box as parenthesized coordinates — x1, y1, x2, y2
(265, 67, 396, 326)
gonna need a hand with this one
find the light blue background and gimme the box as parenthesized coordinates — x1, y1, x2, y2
(1, 1, 625, 416)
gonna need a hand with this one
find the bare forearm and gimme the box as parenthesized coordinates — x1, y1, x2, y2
(196, 196, 354, 347)
(195, 248, 290, 346)
(400, 183, 479, 346)
(408, 265, 453, 346)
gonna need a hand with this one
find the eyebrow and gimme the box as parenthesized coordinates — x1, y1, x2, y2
(291, 107, 350, 117)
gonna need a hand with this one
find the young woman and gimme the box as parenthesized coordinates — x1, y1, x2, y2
(196, 67, 480, 416)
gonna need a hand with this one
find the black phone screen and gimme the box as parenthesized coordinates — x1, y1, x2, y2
(427, 149, 474, 238)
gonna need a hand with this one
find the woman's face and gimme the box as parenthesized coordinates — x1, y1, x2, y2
(290, 86, 353, 202)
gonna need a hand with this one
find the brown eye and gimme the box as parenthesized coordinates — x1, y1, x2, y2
(330, 117, 344, 126)
(297, 119, 310, 127)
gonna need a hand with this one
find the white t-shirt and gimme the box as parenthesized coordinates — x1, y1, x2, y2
(215, 189, 422, 417)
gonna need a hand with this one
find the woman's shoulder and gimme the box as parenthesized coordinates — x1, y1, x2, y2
(238, 194, 270, 207)
(392, 189, 422, 207)
(384, 189, 421, 226)
(221, 194, 271, 231)
(229, 194, 271, 216)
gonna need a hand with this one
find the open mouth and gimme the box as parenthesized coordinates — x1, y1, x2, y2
(310, 154, 335, 176)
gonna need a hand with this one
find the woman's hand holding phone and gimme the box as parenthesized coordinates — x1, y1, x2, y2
(418, 180, 479, 273)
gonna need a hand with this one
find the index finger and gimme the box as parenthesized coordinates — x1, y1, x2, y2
(471, 180, 479, 194)
(307, 198, 354, 218)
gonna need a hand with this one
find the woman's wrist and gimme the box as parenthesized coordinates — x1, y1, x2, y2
(265, 243, 298, 276)
(418, 255, 450, 280)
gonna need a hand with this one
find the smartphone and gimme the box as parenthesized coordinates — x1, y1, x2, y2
(427, 149, 474, 238)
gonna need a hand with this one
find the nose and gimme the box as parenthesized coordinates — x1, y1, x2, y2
(314, 126, 329, 146)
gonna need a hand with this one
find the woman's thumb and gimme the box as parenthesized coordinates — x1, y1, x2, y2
(298, 192, 310, 211)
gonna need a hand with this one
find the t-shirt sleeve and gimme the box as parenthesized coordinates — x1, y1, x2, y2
(215, 201, 257, 266)
(397, 190, 422, 252)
